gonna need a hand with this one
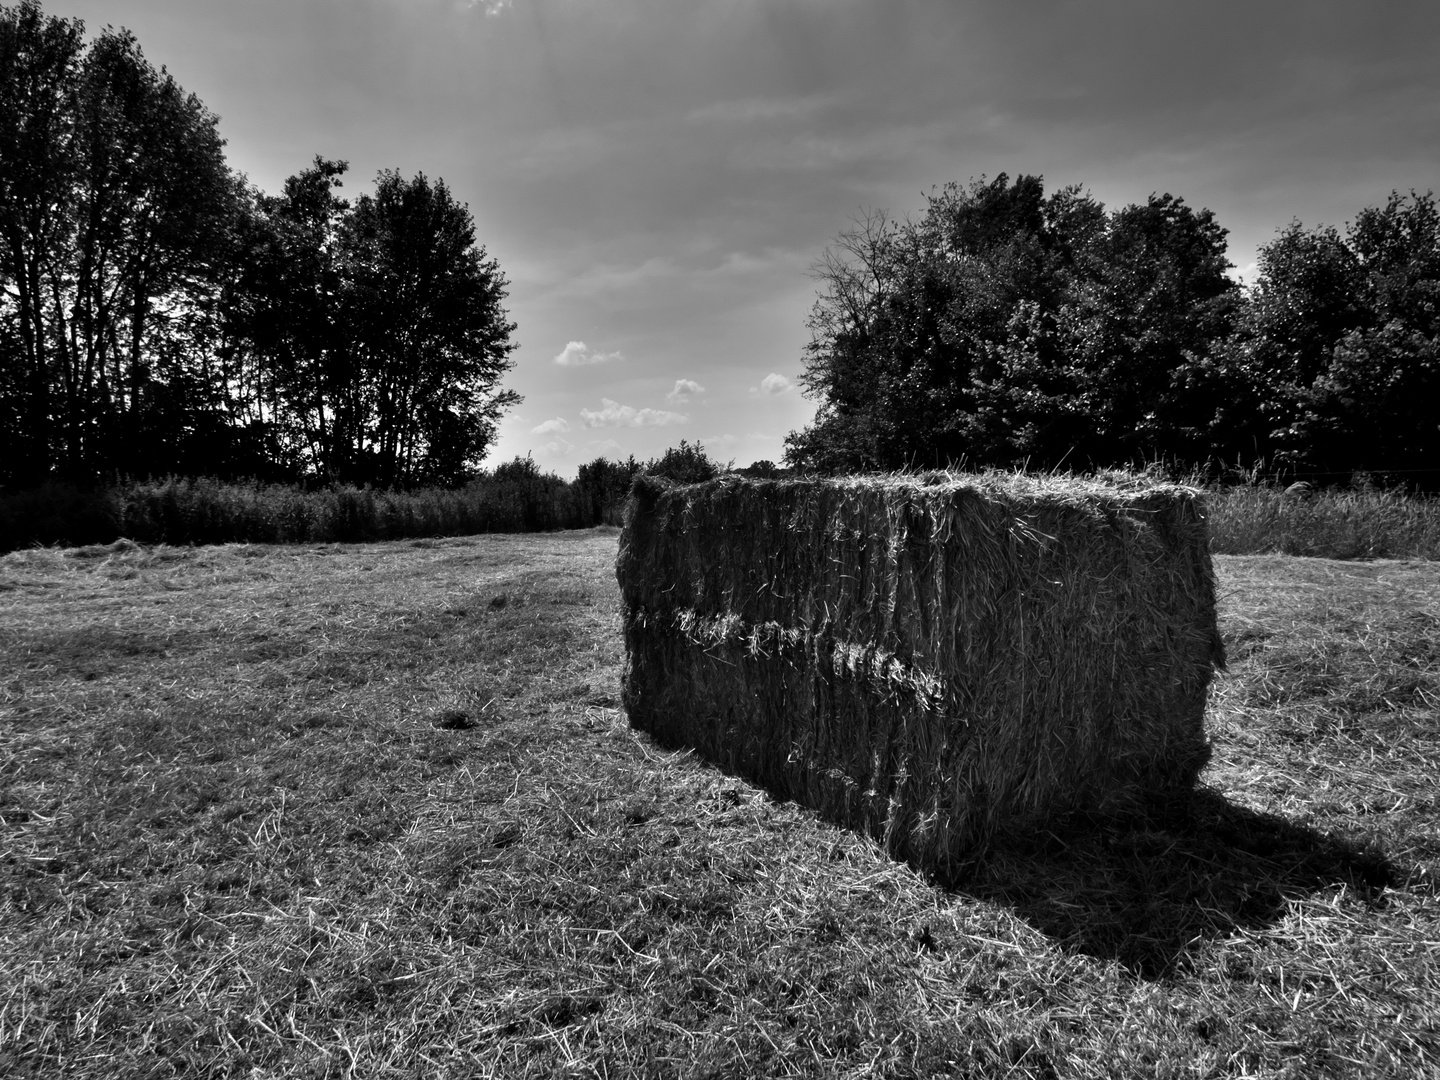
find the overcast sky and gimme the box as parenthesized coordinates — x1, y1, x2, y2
(61, 0, 1440, 473)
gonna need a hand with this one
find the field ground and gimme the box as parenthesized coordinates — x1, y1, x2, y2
(0, 532, 1436, 1078)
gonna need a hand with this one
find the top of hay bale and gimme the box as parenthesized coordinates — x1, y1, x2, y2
(632, 464, 1198, 497)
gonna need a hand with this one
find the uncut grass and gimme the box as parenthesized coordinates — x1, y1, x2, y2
(1, 538, 1436, 1077)
(1207, 485, 1440, 559)
(0, 473, 595, 554)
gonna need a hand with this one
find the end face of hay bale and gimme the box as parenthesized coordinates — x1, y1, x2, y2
(616, 471, 1223, 877)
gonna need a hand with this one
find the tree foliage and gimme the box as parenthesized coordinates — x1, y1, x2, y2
(1, 2, 520, 490)
(234, 160, 519, 487)
(1238, 192, 1440, 478)
(788, 177, 1440, 485)
(0, 0, 238, 484)
(644, 439, 721, 484)
(574, 454, 642, 524)
(786, 175, 1239, 472)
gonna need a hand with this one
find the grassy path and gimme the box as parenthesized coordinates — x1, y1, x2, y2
(1, 534, 1436, 1077)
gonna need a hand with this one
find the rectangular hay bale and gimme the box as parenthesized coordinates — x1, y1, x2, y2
(616, 471, 1225, 878)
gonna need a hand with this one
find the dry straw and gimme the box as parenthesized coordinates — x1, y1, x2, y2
(616, 470, 1226, 879)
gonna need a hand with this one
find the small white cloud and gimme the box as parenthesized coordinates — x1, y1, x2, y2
(667, 379, 706, 405)
(536, 437, 574, 458)
(580, 397, 688, 428)
(759, 373, 792, 396)
(554, 340, 622, 367)
(531, 418, 571, 435)
(463, 0, 511, 16)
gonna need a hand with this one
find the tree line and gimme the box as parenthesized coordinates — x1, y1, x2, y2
(786, 175, 1440, 485)
(7, 3, 1437, 499)
(1, 1, 518, 491)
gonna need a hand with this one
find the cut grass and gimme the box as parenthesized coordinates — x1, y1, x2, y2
(1, 535, 1436, 1077)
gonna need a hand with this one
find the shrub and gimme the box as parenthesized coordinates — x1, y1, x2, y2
(644, 440, 720, 484)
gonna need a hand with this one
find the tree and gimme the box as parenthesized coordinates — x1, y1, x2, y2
(233, 161, 519, 487)
(0, 1, 86, 485)
(0, 1, 240, 486)
(786, 177, 1068, 471)
(1076, 194, 1238, 462)
(786, 175, 1238, 473)
(1, 3, 521, 490)
(344, 170, 519, 486)
(235, 157, 357, 482)
(1219, 191, 1440, 482)
(1249, 192, 1440, 478)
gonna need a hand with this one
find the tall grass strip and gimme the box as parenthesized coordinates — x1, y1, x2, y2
(1207, 484, 1440, 559)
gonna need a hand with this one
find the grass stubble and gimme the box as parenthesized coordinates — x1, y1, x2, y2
(0, 532, 1435, 1078)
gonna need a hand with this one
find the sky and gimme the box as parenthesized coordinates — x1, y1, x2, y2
(59, 0, 1440, 474)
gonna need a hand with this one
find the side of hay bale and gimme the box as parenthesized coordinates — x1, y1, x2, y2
(616, 471, 1224, 879)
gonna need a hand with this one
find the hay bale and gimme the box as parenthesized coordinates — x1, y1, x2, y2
(616, 470, 1225, 878)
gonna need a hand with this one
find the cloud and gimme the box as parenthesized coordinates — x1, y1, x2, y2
(683, 94, 835, 128)
(539, 257, 681, 302)
(457, 0, 511, 16)
(666, 378, 705, 404)
(757, 373, 792, 396)
(554, 340, 622, 367)
(530, 417, 571, 434)
(580, 398, 688, 428)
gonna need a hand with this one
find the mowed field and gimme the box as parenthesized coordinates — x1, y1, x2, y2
(1, 531, 1436, 1078)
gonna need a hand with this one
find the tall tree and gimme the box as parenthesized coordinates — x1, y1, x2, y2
(236, 157, 355, 481)
(1238, 191, 1440, 479)
(234, 162, 520, 486)
(2, 4, 520, 489)
(0, 0, 238, 485)
(0, 0, 84, 484)
(786, 176, 1238, 473)
(1065, 193, 1238, 464)
(344, 170, 519, 486)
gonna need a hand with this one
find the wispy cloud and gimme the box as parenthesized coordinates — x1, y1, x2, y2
(684, 94, 836, 127)
(666, 379, 705, 404)
(554, 341, 623, 367)
(580, 398, 688, 428)
(531, 417, 571, 434)
(540, 257, 681, 303)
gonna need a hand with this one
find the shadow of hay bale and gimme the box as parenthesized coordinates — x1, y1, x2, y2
(955, 786, 1395, 979)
